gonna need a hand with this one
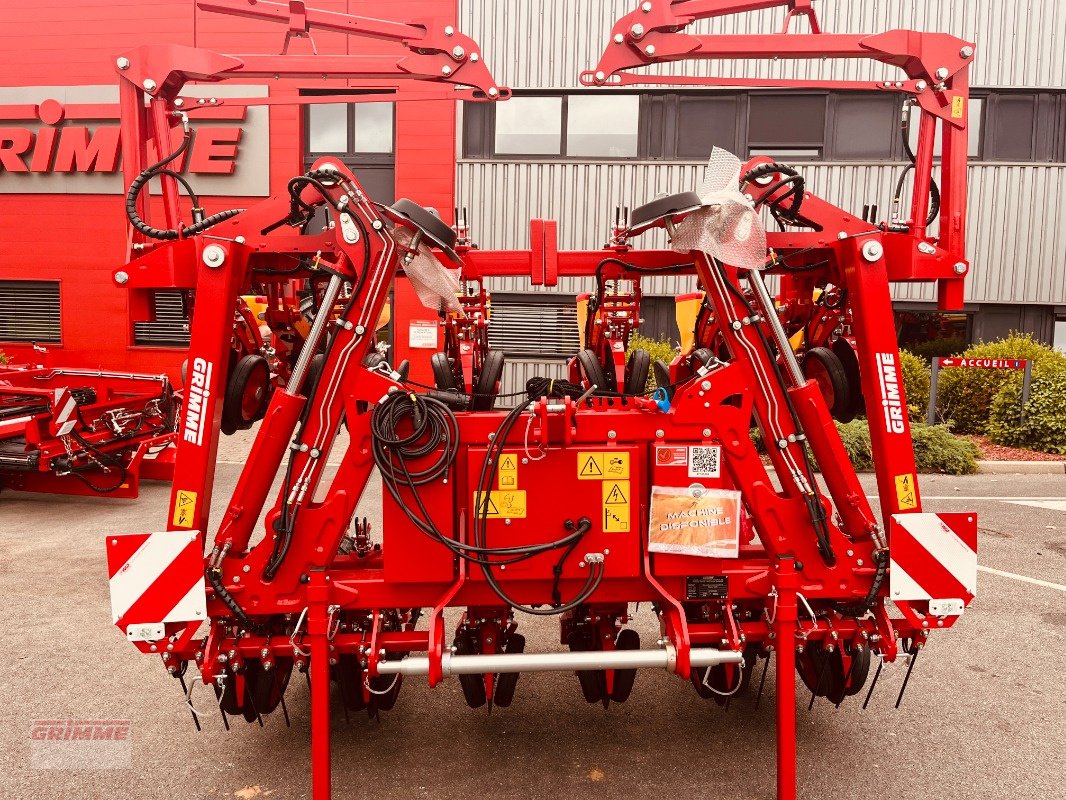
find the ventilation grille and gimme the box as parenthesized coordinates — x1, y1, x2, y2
(0, 280, 61, 343)
(134, 291, 190, 347)
(488, 296, 580, 359)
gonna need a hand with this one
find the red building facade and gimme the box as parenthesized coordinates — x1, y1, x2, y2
(0, 0, 459, 382)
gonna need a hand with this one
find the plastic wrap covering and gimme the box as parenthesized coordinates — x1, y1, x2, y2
(672, 148, 766, 272)
(393, 227, 464, 315)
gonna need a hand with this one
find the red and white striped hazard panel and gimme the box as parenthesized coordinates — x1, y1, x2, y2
(49, 388, 78, 438)
(107, 531, 207, 642)
(889, 512, 977, 607)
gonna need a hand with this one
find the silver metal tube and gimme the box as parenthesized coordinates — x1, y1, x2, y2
(288, 273, 344, 391)
(747, 268, 806, 387)
(377, 647, 743, 677)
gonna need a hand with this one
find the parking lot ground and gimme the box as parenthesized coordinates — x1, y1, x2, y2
(1, 463, 1064, 800)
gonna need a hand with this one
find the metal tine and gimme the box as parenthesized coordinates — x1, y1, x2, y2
(895, 646, 920, 709)
(862, 656, 884, 710)
(280, 694, 291, 728)
(176, 672, 202, 733)
(220, 706, 231, 732)
(754, 652, 771, 711)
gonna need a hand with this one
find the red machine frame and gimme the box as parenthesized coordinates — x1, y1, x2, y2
(104, 3, 979, 800)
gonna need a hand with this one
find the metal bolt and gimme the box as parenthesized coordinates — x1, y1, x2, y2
(309, 448, 321, 458)
(114, 271, 129, 285)
(630, 23, 645, 37)
(700, 380, 711, 391)
(655, 428, 665, 438)
(607, 430, 617, 439)
(372, 220, 384, 230)
(488, 87, 499, 97)
(143, 78, 157, 92)
(935, 67, 950, 80)
(915, 80, 927, 91)
(116, 57, 130, 70)
(173, 98, 184, 108)
(203, 245, 226, 267)
(960, 46, 974, 58)
(452, 46, 466, 59)
(918, 242, 937, 255)
(444, 25, 455, 36)
(731, 320, 742, 331)
(645, 45, 656, 55)
(242, 565, 251, 573)
(837, 231, 848, 240)
(233, 575, 240, 583)
(953, 261, 967, 275)
(641, 0, 652, 9)
(594, 70, 605, 82)
(846, 549, 854, 557)
(702, 428, 711, 438)
(441, 65, 452, 76)
(470, 53, 479, 63)
(614, 33, 624, 44)
(234, 235, 246, 244)
(861, 240, 884, 262)
(355, 324, 366, 335)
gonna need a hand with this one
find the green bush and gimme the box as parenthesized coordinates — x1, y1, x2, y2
(0, 350, 8, 365)
(935, 333, 1066, 434)
(987, 360, 1066, 454)
(911, 423, 980, 474)
(628, 333, 678, 391)
(751, 419, 976, 475)
(899, 350, 930, 422)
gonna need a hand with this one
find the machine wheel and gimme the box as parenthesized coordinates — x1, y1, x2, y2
(832, 338, 864, 422)
(839, 644, 871, 700)
(369, 653, 404, 712)
(303, 353, 326, 397)
(624, 349, 651, 396)
(796, 641, 846, 701)
(691, 644, 757, 705)
(454, 630, 487, 709)
(248, 657, 293, 716)
(471, 350, 505, 412)
(653, 359, 673, 399)
(802, 347, 850, 420)
(431, 352, 459, 393)
(493, 632, 526, 708)
(609, 628, 641, 703)
(690, 348, 715, 371)
(332, 653, 367, 712)
(576, 349, 608, 394)
(221, 354, 270, 435)
(567, 627, 604, 704)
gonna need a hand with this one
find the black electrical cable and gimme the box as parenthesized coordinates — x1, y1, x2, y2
(64, 427, 129, 493)
(125, 129, 244, 240)
(206, 566, 264, 634)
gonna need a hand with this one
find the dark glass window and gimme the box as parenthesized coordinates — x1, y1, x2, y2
(831, 94, 898, 160)
(748, 94, 826, 159)
(676, 96, 740, 158)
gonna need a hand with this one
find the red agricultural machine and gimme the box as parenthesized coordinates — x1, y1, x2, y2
(0, 362, 176, 497)
(104, 2, 979, 799)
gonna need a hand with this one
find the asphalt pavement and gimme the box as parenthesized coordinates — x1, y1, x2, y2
(1, 444, 1064, 800)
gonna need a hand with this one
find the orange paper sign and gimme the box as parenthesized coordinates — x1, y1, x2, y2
(648, 486, 741, 558)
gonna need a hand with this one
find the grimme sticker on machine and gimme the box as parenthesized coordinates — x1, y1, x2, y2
(648, 487, 741, 558)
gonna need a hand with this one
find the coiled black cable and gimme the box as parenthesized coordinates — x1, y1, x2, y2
(125, 129, 243, 240)
(893, 107, 941, 227)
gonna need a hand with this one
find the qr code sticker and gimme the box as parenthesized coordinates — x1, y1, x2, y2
(688, 445, 721, 478)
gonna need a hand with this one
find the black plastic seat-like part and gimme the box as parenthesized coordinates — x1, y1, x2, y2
(627, 191, 703, 236)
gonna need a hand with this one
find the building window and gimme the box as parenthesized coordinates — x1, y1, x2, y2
(133, 291, 190, 348)
(908, 98, 983, 159)
(830, 94, 900, 160)
(487, 294, 580, 359)
(675, 95, 741, 158)
(467, 93, 641, 159)
(0, 280, 61, 344)
(748, 93, 827, 159)
(304, 95, 395, 158)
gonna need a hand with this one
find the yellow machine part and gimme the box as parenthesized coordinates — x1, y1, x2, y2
(675, 292, 703, 354)
(577, 294, 590, 350)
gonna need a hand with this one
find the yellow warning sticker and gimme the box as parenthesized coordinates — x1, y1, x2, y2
(951, 95, 965, 119)
(894, 473, 918, 510)
(173, 490, 197, 529)
(578, 451, 629, 480)
(473, 490, 527, 519)
(497, 453, 519, 490)
(602, 480, 631, 532)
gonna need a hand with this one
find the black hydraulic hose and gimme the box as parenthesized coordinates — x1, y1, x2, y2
(893, 109, 941, 227)
(207, 565, 263, 634)
(125, 129, 243, 240)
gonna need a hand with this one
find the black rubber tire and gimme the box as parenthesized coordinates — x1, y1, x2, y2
(653, 359, 673, 399)
(304, 353, 326, 398)
(609, 628, 641, 703)
(803, 346, 850, 420)
(454, 631, 487, 709)
(431, 352, 459, 393)
(332, 653, 367, 712)
(842, 644, 872, 698)
(832, 337, 864, 422)
(363, 352, 386, 369)
(471, 350, 505, 412)
(624, 348, 651, 396)
(567, 628, 604, 704)
(493, 632, 526, 708)
(576, 349, 608, 393)
(221, 354, 270, 435)
(690, 347, 715, 370)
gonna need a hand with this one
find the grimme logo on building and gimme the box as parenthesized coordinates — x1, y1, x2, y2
(0, 85, 269, 196)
